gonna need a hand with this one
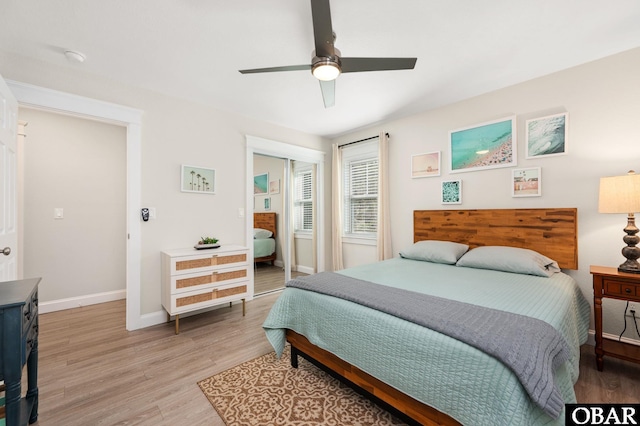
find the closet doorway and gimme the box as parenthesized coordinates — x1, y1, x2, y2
(246, 136, 325, 296)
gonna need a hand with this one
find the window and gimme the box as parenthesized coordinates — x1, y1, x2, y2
(342, 140, 379, 238)
(294, 166, 313, 232)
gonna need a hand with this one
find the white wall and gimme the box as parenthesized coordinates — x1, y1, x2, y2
(21, 108, 127, 302)
(333, 47, 640, 341)
(0, 50, 330, 319)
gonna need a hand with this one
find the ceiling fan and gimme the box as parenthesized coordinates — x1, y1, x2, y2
(239, 0, 417, 108)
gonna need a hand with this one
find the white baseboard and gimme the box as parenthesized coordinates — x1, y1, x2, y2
(586, 329, 640, 347)
(39, 289, 126, 314)
(138, 309, 168, 328)
(295, 265, 315, 275)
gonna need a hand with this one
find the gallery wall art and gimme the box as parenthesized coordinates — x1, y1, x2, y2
(525, 112, 568, 158)
(411, 151, 441, 178)
(449, 116, 516, 173)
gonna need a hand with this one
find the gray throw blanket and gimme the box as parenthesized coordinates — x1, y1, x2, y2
(286, 272, 570, 419)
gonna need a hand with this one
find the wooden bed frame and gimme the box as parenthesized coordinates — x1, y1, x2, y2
(287, 208, 578, 426)
(253, 212, 277, 265)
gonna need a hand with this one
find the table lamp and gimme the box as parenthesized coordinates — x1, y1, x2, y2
(598, 170, 640, 273)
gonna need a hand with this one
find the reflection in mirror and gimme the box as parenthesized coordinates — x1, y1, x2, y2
(252, 154, 316, 295)
(253, 154, 285, 295)
(290, 160, 316, 282)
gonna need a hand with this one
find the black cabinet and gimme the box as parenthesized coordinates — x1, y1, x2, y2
(1, 277, 41, 425)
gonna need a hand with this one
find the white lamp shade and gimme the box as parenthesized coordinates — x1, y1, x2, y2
(598, 172, 640, 213)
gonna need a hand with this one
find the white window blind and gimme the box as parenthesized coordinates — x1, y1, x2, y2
(294, 168, 313, 232)
(342, 140, 379, 237)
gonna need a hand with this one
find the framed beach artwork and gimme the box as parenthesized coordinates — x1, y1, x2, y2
(512, 167, 541, 197)
(181, 165, 215, 194)
(254, 173, 269, 195)
(269, 179, 280, 194)
(264, 197, 271, 210)
(526, 112, 568, 158)
(411, 151, 441, 178)
(441, 179, 462, 204)
(449, 116, 516, 173)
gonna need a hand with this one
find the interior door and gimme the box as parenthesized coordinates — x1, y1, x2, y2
(0, 74, 19, 281)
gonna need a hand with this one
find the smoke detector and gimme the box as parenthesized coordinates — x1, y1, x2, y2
(64, 50, 86, 63)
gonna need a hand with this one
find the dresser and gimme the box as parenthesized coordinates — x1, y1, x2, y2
(591, 265, 640, 371)
(0, 277, 41, 426)
(161, 245, 251, 334)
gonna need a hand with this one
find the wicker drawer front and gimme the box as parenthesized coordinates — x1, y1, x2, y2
(173, 284, 248, 310)
(175, 253, 247, 272)
(175, 268, 247, 290)
(604, 279, 640, 300)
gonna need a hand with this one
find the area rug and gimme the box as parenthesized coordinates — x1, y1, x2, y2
(198, 346, 406, 426)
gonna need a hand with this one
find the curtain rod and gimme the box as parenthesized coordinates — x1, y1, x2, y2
(338, 133, 389, 148)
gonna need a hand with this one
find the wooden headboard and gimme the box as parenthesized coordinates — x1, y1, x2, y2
(413, 208, 578, 269)
(254, 212, 277, 238)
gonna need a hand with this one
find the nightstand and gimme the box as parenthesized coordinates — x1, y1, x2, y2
(590, 265, 640, 371)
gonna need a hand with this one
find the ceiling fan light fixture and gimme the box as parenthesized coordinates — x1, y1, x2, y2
(312, 60, 341, 81)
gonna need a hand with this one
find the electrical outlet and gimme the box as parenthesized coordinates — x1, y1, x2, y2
(627, 302, 639, 318)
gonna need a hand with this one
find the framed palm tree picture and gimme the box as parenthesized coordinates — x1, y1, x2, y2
(181, 165, 216, 194)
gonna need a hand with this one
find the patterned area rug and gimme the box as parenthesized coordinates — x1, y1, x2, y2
(198, 346, 406, 426)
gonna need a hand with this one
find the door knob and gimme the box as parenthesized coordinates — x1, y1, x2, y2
(2, 247, 11, 256)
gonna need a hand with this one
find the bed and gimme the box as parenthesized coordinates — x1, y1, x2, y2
(263, 208, 591, 426)
(253, 212, 277, 265)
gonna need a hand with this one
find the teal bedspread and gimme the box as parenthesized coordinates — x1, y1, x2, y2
(263, 257, 591, 426)
(253, 238, 275, 258)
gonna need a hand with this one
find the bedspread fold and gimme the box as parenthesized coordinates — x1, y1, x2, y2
(286, 271, 570, 419)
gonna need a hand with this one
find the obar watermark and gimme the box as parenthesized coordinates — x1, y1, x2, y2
(566, 404, 639, 425)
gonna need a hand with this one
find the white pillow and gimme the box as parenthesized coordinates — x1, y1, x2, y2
(253, 228, 273, 239)
(399, 240, 469, 265)
(456, 246, 560, 277)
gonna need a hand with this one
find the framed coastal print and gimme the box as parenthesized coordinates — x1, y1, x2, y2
(411, 151, 441, 178)
(449, 116, 516, 173)
(269, 179, 280, 194)
(441, 179, 462, 204)
(264, 197, 271, 210)
(512, 167, 541, 197)
(181, 165, 215, 194)
(526, 112, 568, 158)
(254, 173, 269, 195)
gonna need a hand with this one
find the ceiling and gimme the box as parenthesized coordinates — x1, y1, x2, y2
(1, 0, 640, 138)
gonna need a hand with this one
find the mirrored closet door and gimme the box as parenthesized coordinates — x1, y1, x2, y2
(246, 136, 325, 297)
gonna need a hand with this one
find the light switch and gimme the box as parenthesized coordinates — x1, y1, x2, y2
(54, 208, 64, 219)
(238, 207, 245, 218)
(148, 208, 156, 220)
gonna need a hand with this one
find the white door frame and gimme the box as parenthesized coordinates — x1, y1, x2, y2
(7, 80, 146, 330)
(246, 135, 325, 286)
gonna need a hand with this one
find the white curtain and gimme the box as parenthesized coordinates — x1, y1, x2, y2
(331, 143, 344, 270)
(377, 132, 393, 261)
(289, 160, 297, 271)
(312, 163, 318, 273)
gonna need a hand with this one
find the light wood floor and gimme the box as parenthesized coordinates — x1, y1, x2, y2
(28, 295, 639, 426)
(31, 294, 280, 426)
(253, 263, 307, 295)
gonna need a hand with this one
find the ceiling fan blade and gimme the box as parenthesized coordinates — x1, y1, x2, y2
(239, 64, 311, 74)
(319, 80, 335, 108)
(310, 0, 335, 57)
(340, 57, 417, 73)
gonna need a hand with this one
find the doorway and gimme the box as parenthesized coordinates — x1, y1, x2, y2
(246, 135, 325, 294)
(20, 108, 127, 306)
(8, 80, 145, 330)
